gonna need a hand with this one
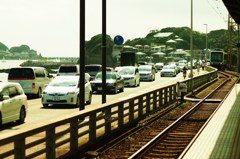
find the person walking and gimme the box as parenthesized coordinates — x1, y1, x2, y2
(201, 60, 205, 70)
(182, 65, 188, 79)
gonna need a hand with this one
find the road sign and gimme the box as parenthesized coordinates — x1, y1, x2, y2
(114, 35, 124, 45)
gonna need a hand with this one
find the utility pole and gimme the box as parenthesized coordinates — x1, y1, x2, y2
(80, 0, 85, 110)
(102, 0, 107, 104)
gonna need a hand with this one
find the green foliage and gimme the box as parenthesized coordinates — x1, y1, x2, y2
(85, 34, 114, 66)
(0, 42, 8, 51)
(9, 45, 31, 53)
(124, 27, 232, 51)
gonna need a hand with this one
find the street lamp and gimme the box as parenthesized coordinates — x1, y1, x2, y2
(204, 24, 208, 59)
(190, 0, 193, 93)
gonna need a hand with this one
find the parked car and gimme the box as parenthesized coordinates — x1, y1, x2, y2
(85, 64, 102, 81)
(57, 64, 90, 81)
(0, 82, 28, 127)
(90, 72, 124, 94)
(116, 66, 140, 87)
(8, 67, 52, 98)
(160, 65, 177, 77)
(138, 65, 155, 81)
(155, 62, 164, 70)
(41, 76, 92, 107)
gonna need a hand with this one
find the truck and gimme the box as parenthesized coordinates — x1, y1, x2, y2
(120, 51, 138, 66)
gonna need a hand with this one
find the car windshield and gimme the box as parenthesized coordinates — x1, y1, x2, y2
(163, 66, 174, 69)
(49, 78, 78, 87)
(118, 68, 134, 75)
(95, 73, 116, 80)
(139, 66, 151, 71)
(59, 66, 77, 73)
(85, 66, 101, 72)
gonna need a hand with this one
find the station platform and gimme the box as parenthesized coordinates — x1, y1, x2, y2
(182, 83, 240, 159)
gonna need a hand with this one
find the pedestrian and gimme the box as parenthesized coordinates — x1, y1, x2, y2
(201, 60, 205, 70)
(182, 65, 187, 79)
(197, 62, 200, 75)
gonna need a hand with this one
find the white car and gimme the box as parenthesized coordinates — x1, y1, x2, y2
(57, 64, 90, 81)
(117, 66, 140, 87)
(155, 62, 164, 70)
(0, 82, 28, 127)
(41, 76, 92, 108)
(138, 65, 155, 81)
(160, 65, 177, 77)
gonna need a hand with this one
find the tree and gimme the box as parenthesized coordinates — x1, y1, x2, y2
(85, 34, 114, 66)
(9, 45, 31, 53)
(0, 42, 8, 51)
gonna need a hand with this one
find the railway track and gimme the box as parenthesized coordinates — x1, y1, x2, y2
(84, 71, 238, 159)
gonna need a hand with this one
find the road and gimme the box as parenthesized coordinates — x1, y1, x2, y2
(0, 71, 198, 135)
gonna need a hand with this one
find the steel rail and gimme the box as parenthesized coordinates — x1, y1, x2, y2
(128, 74, 231, 159)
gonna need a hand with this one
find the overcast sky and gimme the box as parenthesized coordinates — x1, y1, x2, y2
(0, 0, 228, 57)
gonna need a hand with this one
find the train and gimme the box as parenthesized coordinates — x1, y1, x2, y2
(208, 50, 227, 70)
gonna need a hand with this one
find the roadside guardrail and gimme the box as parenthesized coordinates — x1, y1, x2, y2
(0, 66, 217, 159)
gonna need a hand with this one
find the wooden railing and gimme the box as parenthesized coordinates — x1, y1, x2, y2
(0, 67, 217, 159)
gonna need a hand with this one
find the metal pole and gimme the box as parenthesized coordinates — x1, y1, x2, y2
(190, 0, 193, 93)
(238, 24, 240, 73)
(102, 0, 106, 103)
(79, 0, 85, 110)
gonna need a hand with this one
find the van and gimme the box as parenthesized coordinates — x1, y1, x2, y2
(116, 66, 140, 87)
(57, 64, 80, 76)
(8, 67, 52, 97)
(57, 64, 90, 81)
(85, 64, 102, 81)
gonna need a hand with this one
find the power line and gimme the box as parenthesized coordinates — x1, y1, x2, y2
(206, 0, 228, 23)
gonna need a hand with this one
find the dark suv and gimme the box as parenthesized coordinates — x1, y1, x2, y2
(85, 64, 102, 81)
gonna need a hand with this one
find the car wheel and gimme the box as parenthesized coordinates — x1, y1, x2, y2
(17, 107, 26, 124)
(43, 104, 49, 108)
(86, 92, 92, 105)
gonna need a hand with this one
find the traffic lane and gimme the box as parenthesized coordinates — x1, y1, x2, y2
(89, 72, 184, 105)
(0, 72, 185, 134)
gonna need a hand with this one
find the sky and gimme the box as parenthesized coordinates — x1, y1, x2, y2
(0, 0, 229, 57)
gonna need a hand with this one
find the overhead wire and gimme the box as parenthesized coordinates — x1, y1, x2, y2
(206, 0, 228, 23)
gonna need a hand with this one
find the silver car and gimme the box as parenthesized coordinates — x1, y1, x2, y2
(117, 66, 140, 87)
(160, 65, 177, 77)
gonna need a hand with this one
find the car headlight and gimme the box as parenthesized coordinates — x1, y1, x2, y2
(67, 92, 75, 95)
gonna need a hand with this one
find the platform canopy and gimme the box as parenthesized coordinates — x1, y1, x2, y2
(222, 0, 240, 24)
